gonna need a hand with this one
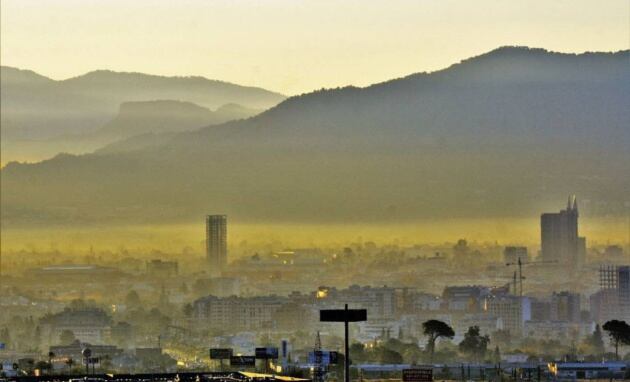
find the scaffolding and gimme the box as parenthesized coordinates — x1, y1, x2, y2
(599, 265, 618, 290)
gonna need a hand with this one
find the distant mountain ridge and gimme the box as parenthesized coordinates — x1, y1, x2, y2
(94, 100, 260, 141)
(0, 66, 285, 140)
(2, 47, 629, 226)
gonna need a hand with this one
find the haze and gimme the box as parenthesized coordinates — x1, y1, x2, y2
(2, 1, 630, 378)
(1, 0, 627, 95)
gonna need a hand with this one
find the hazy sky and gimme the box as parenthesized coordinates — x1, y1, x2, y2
(2, 0, 628, 95)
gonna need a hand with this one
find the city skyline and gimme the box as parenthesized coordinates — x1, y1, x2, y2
(1, 1, 629, 379)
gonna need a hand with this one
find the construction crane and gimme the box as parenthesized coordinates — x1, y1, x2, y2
(506, 257, 557, 297)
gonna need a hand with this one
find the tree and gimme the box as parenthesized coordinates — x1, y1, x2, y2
(402, 346, 422, 365)
(458, 326, 490, 362)
(100, 355, 113, 372)
(48, 352, 55, 374)
(603, 320, 630, 360)
(59, 330, 76, 345)
(125, 290, 141, 307)
(33, 326, 41, 348)
(111, 322, 133, 348)
(374, 347, 403, 364)
(422, 319, 454, 363)
(491, 329, 511, 349)
(493, 346, 501, 364)
(350, 343, 366, 363)
(583, 324, 605, 357)
(182, 303, 193, 318)
(65, 358, 74, 374)
(0, 327, 10, 348)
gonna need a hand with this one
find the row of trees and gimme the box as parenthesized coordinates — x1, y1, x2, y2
(423, 319, 491, 362)
(422, 319, 630, 362)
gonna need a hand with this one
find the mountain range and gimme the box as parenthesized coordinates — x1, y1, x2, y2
(0, 66, 285, 140)
(0, 67, 283, 163)
(2, 47, 629, 226)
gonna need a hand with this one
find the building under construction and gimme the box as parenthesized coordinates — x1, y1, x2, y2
(591, 265, 630, 323)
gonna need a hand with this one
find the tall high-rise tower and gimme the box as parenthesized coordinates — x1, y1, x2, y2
(206, 215, 227, 274)
(540, 196, 583, 268)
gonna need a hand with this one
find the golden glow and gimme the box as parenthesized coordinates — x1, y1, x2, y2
(316, 288, 329, 299)
(0, 217, 628, 254)
(1, 217, 627, 255)
(1, 0, 627, 95)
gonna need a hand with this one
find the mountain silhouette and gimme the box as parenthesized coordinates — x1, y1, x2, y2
(94, 100, 260, 141)
(2, 47, 629, 226)
(0, 66, 285, 140)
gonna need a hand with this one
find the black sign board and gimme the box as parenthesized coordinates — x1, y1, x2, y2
(255, 347, 279, 359)
(402, 368, 433, 382)
(320, 309, 367, 322)
(319, 305, 367, 382)
(210, 348, 233, 360)
(230, 356, 256, 367)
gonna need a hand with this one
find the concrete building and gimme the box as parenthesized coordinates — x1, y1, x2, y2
(530, 298, 551, 321)
(485, 296, 531, 336)
(452, 313, 503, 336)
(540, 196, 584, 270)
(442, 286, 490, 312)
(604, 245, 624, 258)
(206, 215, 227, 275)
(39, 308, 112, 347)
(146, 260, 178, 278)
(523, 321, 594, 341)
(619, 266, 630, 320)
(316, 285, 398, 320)
(590, 289, 619, 323)
(50, 340, 123, 361)
(192, 295, 287, 330)
(406, 292, 441, 312)
(592, 265, 630, 322)
(357, 321, 402, 342)
(550, 291, 581, 322)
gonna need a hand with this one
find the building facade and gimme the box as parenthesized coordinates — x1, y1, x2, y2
(540, 196, 584, 270)
(550, 291, 581, 322)
(206, 215, 227, 275)
(39, 308, 112, 348)
(485, 296, 531, 335)
(192, 295, 287, 330)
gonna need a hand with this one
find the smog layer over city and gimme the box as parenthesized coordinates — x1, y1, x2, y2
(1, 1, 629, 381)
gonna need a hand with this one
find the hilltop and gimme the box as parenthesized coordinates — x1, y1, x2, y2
(2, 47, 629, 226)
